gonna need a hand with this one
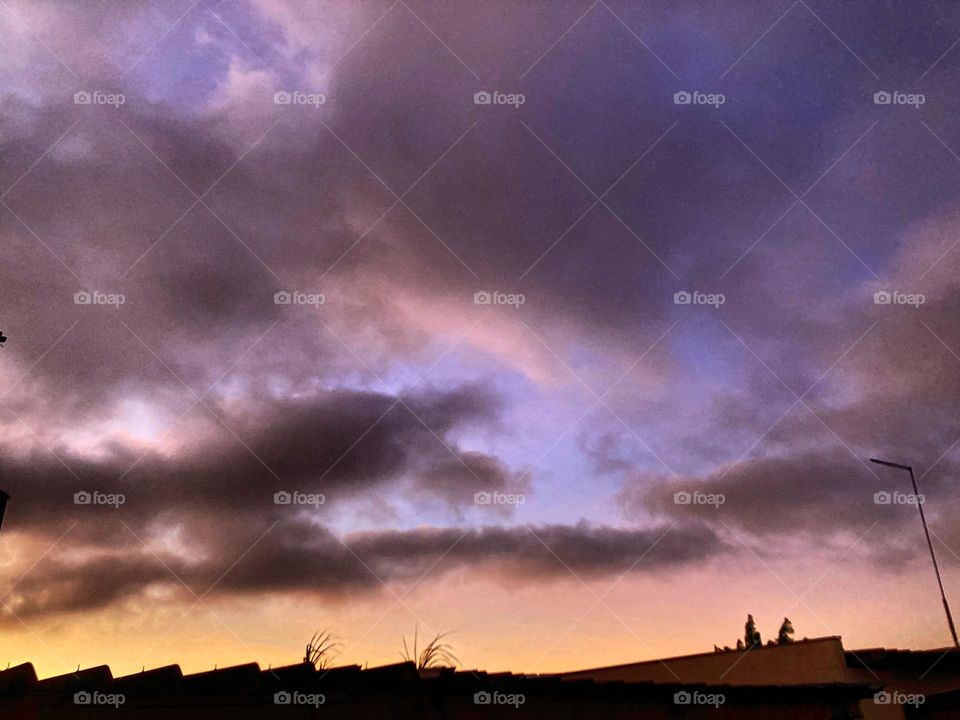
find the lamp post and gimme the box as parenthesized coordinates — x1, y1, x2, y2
(0, 490, 9, 532)
(870, 458, 960, 648)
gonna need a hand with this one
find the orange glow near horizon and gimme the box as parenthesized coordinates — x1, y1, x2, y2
(2, 557, 956, 679)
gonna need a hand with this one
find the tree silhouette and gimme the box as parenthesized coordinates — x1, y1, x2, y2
(744, 614, 762, 648)
(304, 630, 341, 669)
(777, 617, 795, 645)
(401, 626, 458, 669)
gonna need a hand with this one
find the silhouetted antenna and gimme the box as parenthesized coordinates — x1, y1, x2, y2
(871, 458, 960, 648)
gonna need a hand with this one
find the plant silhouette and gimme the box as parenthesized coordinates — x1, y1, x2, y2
(401, 626, 458, 669)
(304, 630, 341, 669)
(778, 618, 795, 645)
(744, 614, 762, 648)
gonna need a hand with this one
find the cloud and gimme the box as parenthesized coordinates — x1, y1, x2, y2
(0, 383, 518, 531)
(2, 518, 726, 621)
(4, 0, 960, 647)
(621, 448, 958, 571)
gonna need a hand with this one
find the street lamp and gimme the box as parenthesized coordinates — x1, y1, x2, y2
(0, 490, 9, 532)
(870, 458, 960, 648)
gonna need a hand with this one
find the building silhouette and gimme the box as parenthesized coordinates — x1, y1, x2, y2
(0, 636, 957, 718)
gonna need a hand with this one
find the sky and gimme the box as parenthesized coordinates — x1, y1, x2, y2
(2, 0, 960, 678)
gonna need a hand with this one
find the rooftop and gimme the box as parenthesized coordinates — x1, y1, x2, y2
(0, 659, 876, 703)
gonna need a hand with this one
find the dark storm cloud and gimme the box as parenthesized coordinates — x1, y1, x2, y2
(0, 383, 515, 530)
(3, 0, 956, 412)
(413, 451, 530, 512)
(348, 521, 723, 579)
(623, 443, 960, 565)
(634, 452, 903, 534)
(600, 222, 960, 552)
(2, 518, 726, 620)
(4, 0, 960, 629)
